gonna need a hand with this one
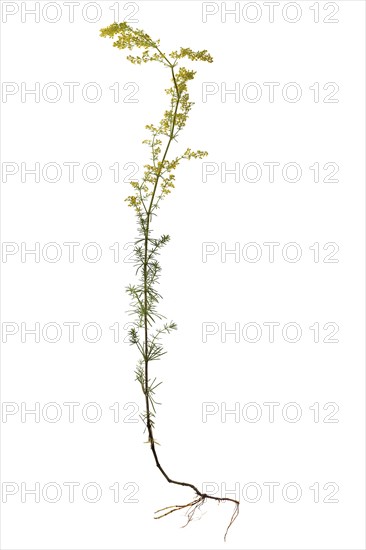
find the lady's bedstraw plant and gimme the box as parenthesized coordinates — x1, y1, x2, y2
(100, 22, 239, 540)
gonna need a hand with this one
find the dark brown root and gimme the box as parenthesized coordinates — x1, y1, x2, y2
(154, 492, 240, 541)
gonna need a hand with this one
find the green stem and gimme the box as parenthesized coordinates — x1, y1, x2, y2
(143, 62, 180, 446)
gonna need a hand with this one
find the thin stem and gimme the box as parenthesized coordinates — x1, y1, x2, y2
(140, 58, 239, 541)
(143, 61, 180, 445)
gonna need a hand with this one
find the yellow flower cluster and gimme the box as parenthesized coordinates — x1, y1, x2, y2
(101, 22, 213, 213)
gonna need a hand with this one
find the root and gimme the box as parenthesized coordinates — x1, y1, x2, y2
(154, 492, 240, 542)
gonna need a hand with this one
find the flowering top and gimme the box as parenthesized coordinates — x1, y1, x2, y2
(100, 22, 213, 213)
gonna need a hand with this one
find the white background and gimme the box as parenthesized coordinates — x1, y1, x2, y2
(0, 1, 365, 549)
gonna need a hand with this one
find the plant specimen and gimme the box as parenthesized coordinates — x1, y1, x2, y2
(100, 22, 239, 540)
